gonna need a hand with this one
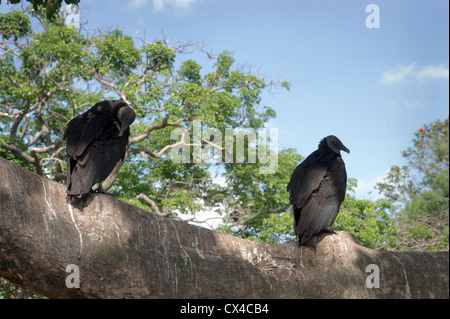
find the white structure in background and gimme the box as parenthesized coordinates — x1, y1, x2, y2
(178, 176, 227, 230)
(64, 4, 80, 29)
(179, 207, 225, 230)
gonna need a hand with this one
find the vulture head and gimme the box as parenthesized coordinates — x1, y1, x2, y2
(324, 135, 350, 154)
(117, 105, 136, 136)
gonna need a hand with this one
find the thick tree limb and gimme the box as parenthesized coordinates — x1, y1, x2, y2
(0, 157, 448, 299)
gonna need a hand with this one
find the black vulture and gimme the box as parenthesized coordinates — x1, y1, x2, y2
(63, 100, 136, 200)
(286, 135, 350, 246)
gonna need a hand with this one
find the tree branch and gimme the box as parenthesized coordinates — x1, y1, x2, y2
(0, 157, 448, 299)
(1, 143, 35, 163)
(128, 117, 186, 145)
(135, 193, 164, 216)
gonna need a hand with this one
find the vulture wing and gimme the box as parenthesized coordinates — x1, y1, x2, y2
(287, 150, 331, 207)
(63, 109, 111, 158)
(66, 122, 129, 198)
(287, 151, 347, 245)
(64, 101, 131, 199)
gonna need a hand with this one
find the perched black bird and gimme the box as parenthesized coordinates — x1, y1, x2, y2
(63, 100, 136, 200)
(287, 135, 350, 246)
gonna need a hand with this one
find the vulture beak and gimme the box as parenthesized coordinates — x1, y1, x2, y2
(342, 146, 350, 154)
(118, 126, 126, 137)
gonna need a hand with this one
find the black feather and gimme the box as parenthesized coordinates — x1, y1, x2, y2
(63, 100, 136, 200)
(287, 135, 349, 246)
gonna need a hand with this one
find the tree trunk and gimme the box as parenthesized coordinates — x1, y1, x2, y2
(0, 157, 448, 299)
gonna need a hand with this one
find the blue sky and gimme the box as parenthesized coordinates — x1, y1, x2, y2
(2, 0, 449, 200)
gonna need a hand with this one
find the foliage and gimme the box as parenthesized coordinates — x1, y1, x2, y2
(217, 148, 302, 243)
(376, 117, 449, 218)
(1, 8, 446, 268)
(1, 3, 447, 301)
(0, 7, 289, 223)
(0, 0, 80, 20)
(0, 277, 46, 299)
(376, 117, 449, 251)
(395, 211, 449, 252)
(0, 9, 31, 39)
(334, 179, 398, 250)
(218, 170, 398, 251)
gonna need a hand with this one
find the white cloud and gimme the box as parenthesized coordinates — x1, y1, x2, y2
(381, 63, 449, 84)
(354, 170, 389, 200)
(152, 0, 165, 11)
(404, 100, 421, 109)
(416, 64, 449, 80)
(129, 0, 149, 9)
(381, 63, 416, 84)
(151, 0, 201, 14)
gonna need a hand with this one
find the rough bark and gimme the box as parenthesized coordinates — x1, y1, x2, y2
(0, 157, 448, 299)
